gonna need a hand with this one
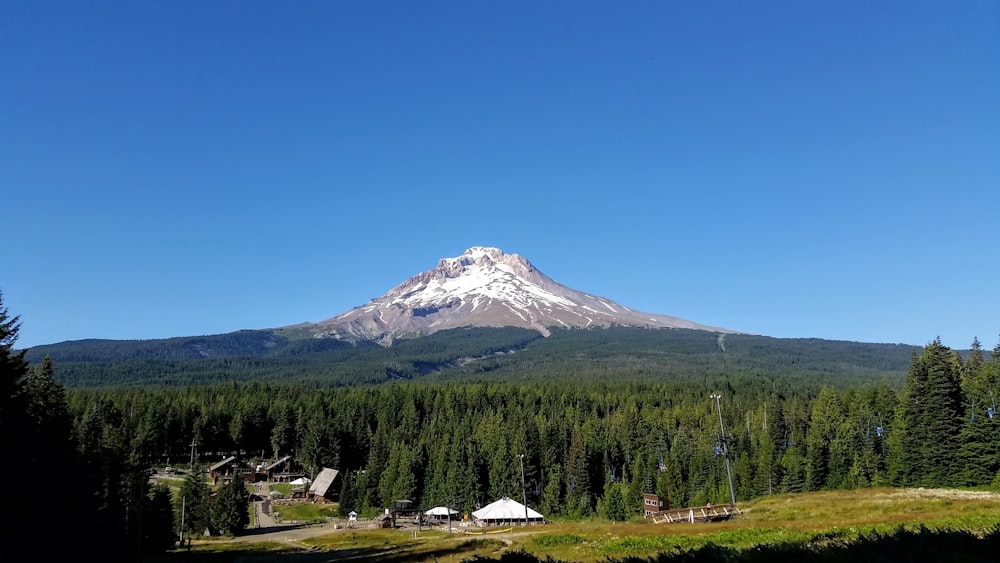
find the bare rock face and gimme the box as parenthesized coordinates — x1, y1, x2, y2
(304, 246, 730, 345)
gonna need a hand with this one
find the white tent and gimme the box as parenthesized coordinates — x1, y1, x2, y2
(425, 506, 458, 518)
(289, 477, 311, 486)
(472, 497, 544, 524)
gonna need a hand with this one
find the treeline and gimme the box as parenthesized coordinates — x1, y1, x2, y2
(0, 293, 254, 562)
(23, 325, 542, 364)
(64, 338, 1000, 524)
(28, 326, 919, 389)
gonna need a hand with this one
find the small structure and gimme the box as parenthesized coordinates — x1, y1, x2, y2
(375, 512, 393, 528)
(472, 496, 544, 526)
(307, 467, 342, 502)
(425, 506, 458, 520)
(390, 499, 420, 527)
(643, 493, 666, 516)
(208, 456, 244, 485)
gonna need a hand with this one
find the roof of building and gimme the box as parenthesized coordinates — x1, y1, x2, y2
(208, 456, 237, 472)
(307, 467, 340, 497)
(264, 455, 292, 472)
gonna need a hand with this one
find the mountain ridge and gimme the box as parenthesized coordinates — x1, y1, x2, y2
(22, 326, 920, 389)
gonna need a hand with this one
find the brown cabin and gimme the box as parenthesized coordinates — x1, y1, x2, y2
(306, 467, 342, 502)
(262, 456, 306, 482)
(643, 493, 666, 516)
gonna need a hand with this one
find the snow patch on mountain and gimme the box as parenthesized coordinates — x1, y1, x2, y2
(305, 247, 732, 345)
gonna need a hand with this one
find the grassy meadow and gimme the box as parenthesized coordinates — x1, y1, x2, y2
(156, 487, 1000, 562)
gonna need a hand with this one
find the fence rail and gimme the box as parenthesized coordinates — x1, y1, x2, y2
(646, 504, 741, 524)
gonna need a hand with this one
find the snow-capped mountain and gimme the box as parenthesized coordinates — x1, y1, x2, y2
(305, 246, 731, 345)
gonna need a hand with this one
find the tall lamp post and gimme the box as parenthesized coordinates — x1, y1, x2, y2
(518, 454, 529, 526)
(710, 393, 737, 507)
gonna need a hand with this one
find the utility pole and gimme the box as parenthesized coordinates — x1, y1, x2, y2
(710, 393, 737, 507)
(518, 454, 529, 526)
(190, 438, 197, 472)
(448, 500, 453, 535)
(179, 496, 185, 548)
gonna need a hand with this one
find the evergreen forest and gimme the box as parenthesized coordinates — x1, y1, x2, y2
(27, 325, 920, 389)
(3, 290, 1000, 560)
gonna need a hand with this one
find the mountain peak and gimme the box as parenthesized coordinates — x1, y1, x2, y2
(306, 247, 730, 345)
(433, 247, 539, 283)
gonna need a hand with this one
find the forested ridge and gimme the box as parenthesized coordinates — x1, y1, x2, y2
(26, 326, 921, 389)
(66, 334, 1000, 527)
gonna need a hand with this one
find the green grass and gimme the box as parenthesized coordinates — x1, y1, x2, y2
(268, 482, 294, 496)
(532, 533, 584, 547)
(271, 501, 338, 524)
(302, 528, 508, 561)
(155, 487, 1000, 562)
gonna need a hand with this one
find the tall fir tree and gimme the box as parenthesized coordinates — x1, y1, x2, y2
(211, 476, 251, 536)
(901, 339, 965, 486)
(143, 484, 177, 553)
(957, 338, 999, 485)
(177, 472, 212, 540)
(0, 292, 31, 557)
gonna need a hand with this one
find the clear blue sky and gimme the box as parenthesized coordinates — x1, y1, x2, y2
(3, 1, 998, 350)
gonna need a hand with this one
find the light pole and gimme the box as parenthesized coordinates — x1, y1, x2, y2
(189, 438, 197, 473)
(710, 393, 737, 507)
(518, 454, 529, 526)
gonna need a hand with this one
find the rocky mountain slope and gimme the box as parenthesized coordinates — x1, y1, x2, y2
(302, 246, 732, 345)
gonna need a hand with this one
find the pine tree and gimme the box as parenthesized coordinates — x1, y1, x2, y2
(885, 406, 908, 485)
(600, 481, 627, 521)
(177, 472, 212, 540)
(899, 350, 928, 485)
(779, 446, 806, 493)
(0, 293, 32, 557)
(0, 289, 28, 475)
(961, 337, 987, 397)
(24, 357, 74, 467)
(211, 476, 250, 536)
(564, 424, 591, 516)
(754, 426, 778, 496)
(539, 464, 563, 516)
(922, 340, 965, 486)
(900, 339, 965, 486)
(337, 469, 357, 517)
(955, 338, 1000, 485)
(143, 484, 177, 552)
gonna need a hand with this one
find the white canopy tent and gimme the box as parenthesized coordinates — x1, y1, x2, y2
(425, 506, 459, 518)
(472, 497, 544, 525)
(289, 477, 311, 486)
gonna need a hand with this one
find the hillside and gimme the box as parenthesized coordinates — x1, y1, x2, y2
(24, 326, 919, 389)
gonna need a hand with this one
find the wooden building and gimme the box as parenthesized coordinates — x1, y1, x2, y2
(262, 456, 305, 482)
(306, 467, 342, 502)
(643, 493, 666, 516)
(208, 456, 238, 485)
(208, 455, 256, 485)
